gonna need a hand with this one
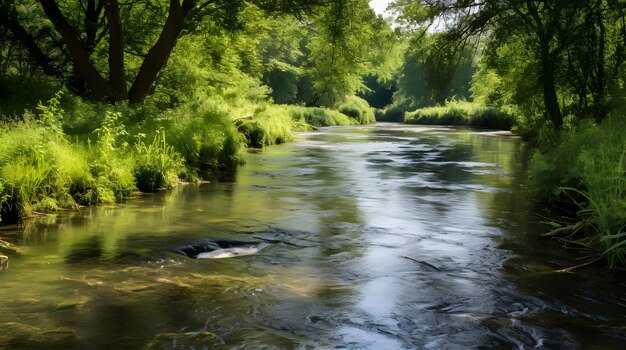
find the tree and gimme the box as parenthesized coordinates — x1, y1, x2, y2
(255, 0, 402, 107)
(394, 32, 476, 108)
(390, 0, 626, 129)
(2, 0, 321, 103)
(305, 0, 402, 106)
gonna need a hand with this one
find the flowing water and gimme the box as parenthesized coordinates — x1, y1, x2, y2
(0, 124, 624, 349)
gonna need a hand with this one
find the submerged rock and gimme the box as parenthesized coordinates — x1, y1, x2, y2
(54, 295, 91, 310)
(197, 243, 269, 259)
(144, 331, 223, 349)
(0, 322, 77, 347)
(173, 239, 269, 259)
(0, 255, 7, 271)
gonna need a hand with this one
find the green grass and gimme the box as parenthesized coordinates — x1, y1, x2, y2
(336, 96, 376, 125)
(236, 105, 295, 148)
(404, 100, 516, 130)
(287, 105, 355, 127)
(530, 117, 626, 268)
(134, 130, 184, 192)
(160, 96, 243, 178)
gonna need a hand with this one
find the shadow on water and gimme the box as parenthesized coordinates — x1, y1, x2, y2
(0, 123, 625, 349)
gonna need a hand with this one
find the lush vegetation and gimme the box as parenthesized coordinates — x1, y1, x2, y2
(530, 117, 626, 268)
(403, 100, 516, 130)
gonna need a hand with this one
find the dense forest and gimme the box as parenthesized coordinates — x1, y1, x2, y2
(0, 0, 624, 269)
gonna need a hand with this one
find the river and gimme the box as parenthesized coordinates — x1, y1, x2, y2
(0, 124, 624, 349)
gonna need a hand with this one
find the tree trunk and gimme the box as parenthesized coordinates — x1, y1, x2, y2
(128, 0, 193, 103)
(104, 0, 127, 101)
(540, 45, 563, 129)
(0, 4, 64, 78)
(594, 0, 607, 123)
(84, 0, 104, 55)
(38, 0, 111, 99)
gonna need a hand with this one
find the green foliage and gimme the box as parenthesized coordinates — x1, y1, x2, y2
(393, 33, 476, 110)
(336, 96, 376, 124)
(53, 144, 98, 206)
(134, 130, 184, 192)
(256, 1, 403, 107)
(529, 117, 626, 268)
(305, 0, 403, 106)
(287, 106, 354, 127)
(377, 98, 415, 122)
(404, 100, 516, 130)
(0, 97, 97, 221)
(161, 96, 243, 178)
(90, 112, 136, 203)
(236, 105, 294, 148)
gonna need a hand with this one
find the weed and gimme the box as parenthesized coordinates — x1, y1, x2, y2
(404, 100, 516, 130)
(134, 130, 184, 192)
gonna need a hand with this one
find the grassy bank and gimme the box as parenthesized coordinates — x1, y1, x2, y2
(235, 96, 375, 148)
(530, 117, 626, 268)
(403, 100, 516, 130)
(0, 93, 374, 223)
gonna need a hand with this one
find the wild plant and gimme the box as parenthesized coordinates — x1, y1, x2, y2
(134, 129, 184, 192)
(560, 145, 626, 268)
(90, 111, 135, 202)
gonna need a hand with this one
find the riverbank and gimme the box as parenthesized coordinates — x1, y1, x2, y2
(375, 100, 516, 131)
(0, 93, 375, 224)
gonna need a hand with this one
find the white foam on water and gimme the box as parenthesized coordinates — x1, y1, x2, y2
(196, 243, 269, 259)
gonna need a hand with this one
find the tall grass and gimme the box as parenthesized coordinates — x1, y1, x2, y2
(156, 96, 243, 178)
(559, 145, 626, 268)
(0, 95, 102, 221)
(235, 105, 295, 148)
(336, 96, 376, 124)
(530, 117, 626, 268)
(134, 130, 184, 192)
(287, 105, 355, 127)
(404, 100, 516, 130)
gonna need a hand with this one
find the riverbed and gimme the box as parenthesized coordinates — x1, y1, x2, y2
(0, 124, 624, 349)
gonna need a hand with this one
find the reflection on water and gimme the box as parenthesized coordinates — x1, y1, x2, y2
(1, 124, 624, 349)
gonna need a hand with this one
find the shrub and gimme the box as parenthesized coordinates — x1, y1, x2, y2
(236, 105, 294, 148)
(530, 117, 626, 268)
(287, 105, 354, 127)
(377, 97, 416, 122)
(90, 112, 136, 203)
(164, 96, 243, 178)
(404, 100, 516, 130)
(134, 130, 184, 192)
(336, 96, 376, 124)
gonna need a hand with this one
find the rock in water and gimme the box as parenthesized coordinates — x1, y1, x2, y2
(0, 255, 8, 271)
(196, 243, 269, 259)
(173, 239, 271, 259)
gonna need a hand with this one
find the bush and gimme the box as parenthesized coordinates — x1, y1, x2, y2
(336, 96, 376, 124)
(163, 96, 243, 178)
(287, 105, 354, 127)
(404, 100, 516, 130)
(377, 98, 416, 122)
(236, 105, 294, 148)
(529, 117, 626, 268)
(134, 130, 184, 192)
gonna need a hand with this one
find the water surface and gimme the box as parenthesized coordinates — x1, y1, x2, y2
(1, 124, 624, 349)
